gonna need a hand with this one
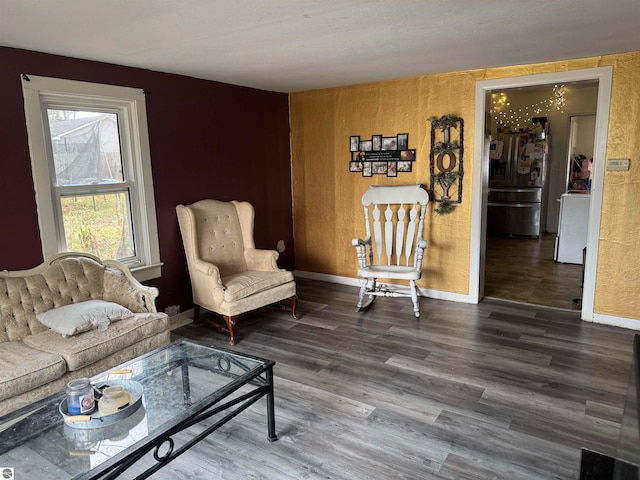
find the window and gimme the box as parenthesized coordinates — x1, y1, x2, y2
(22, 75, 161, 281)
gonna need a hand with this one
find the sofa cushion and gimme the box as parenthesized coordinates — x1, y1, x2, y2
(23, 312, 169, 371)
(36, 300, 135, 337)
(222, 270, 294, 302)
(0, 342, 66, 401)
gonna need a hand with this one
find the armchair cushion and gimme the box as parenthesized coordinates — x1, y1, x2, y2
(223, 270, 294, 302)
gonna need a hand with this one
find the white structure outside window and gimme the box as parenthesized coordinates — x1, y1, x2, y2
(21, 75, 162, 281)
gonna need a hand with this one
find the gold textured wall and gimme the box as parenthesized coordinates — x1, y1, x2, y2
(290, 52, 640, 319)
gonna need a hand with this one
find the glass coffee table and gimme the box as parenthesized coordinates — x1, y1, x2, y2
(0, 339, 277, 479)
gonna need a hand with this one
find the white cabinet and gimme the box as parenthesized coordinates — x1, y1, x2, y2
(555, 193, 590, 264)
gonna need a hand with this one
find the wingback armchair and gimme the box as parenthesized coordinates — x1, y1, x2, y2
(176, 199, 298, 344)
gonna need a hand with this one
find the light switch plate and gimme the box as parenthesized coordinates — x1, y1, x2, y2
(607, 158, 630, 171)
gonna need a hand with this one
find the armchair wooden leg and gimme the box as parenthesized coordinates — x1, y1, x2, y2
(193, 304, 201, 324)
(289, 295, 299, 320)
(223, 315, 238, 345)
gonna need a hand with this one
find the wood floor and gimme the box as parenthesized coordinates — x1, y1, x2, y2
(137, 278, 636, 479)
(485, 234, 584, 310)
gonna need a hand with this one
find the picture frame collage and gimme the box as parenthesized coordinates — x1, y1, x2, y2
(349, 133, 415, 177)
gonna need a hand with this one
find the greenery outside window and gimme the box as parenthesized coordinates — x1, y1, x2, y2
(21, 75, 162, 281)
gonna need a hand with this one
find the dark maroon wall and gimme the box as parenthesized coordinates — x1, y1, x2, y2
(0, 46, 294, 311)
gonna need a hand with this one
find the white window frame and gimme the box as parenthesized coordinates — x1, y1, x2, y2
(21, 74, 162, 281)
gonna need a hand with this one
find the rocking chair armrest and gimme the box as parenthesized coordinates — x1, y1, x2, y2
(351, 236, 371, 247)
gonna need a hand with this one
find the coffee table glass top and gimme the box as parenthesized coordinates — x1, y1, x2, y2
(0, 339, 271, 479)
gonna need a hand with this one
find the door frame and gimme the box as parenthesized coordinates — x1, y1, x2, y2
(469, 66, 613, 320)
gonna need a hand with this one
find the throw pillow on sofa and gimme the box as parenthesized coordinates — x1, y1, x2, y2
(36, 300, 134, 337)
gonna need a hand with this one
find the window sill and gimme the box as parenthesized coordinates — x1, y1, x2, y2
(130, 262, 163, 282)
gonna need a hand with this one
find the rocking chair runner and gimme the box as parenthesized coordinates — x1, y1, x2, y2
(352, 184, 429, 317)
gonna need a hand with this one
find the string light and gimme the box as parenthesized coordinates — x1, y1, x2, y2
(553, 84, 566, 111)
(490, 86, 567, 129)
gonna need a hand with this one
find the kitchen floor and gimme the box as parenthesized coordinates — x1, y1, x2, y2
(484, 233, 583, 310)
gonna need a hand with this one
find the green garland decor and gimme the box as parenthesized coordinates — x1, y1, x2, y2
(429, 114, 464, 215)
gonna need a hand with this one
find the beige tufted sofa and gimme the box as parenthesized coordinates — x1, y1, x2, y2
(0, 252, 170, 416)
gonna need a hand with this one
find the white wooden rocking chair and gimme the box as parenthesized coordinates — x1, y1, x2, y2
(352, 184, 429, 317)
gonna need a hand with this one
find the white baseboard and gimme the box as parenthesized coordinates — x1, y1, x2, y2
(168, 308, 194, 330)
(294, 271, 640, 328)
(585, 312, 640, 331)
(293, 271, 474, 304)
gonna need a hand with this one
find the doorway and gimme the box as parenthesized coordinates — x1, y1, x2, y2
(469, 67, 613, 321)
(483, 83, 597, 310)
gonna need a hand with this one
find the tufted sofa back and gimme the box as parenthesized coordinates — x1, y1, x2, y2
(0, 254, 153, 343)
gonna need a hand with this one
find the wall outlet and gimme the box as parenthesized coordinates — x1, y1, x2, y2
(607, 158, 630, 171)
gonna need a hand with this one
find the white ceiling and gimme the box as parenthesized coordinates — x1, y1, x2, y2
(1, 0, 639, 93)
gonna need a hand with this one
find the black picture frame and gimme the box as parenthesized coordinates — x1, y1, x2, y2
(350, 136, 360, 152)
(397, 133, 408, 150)
(397, 161, 412, 172)
(382, 137, 397, 151)
(372, 162, 387, 174)
(372, 135, 382, 151)
(359, 140, 372, 151)
(400, 149, 415, 161)
(350, 161, 363, 172)
(350, 132, 414, 176)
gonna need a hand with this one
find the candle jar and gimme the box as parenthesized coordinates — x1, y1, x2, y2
(66, 378, 95, 415)
(98, 385, 131, 416)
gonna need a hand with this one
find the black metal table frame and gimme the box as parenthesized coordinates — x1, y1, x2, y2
(75, 339, 277, 480)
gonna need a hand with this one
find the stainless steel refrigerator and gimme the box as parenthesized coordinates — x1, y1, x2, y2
(488, 131, 550, 237)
